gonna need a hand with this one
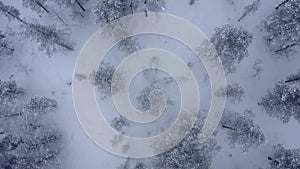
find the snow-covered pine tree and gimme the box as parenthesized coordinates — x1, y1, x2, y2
(0, 79, 62, 169)
(0, 96, 62, 169)
(0, 2, 73, 55)
(259, 71, 300, 123)
(268, 144, 300, 169)
(24, 22, 73, 55)
(151, 117, 221, 168)
(22, 96, 57, 123)
(221, 110, 265, 152)
(211, 25, 253, 74)
(263, 0, 300, 55)
(94, 0, 128, 24)
(94, 0, 165, 24)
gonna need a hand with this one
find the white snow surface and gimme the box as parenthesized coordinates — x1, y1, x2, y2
(0, 0, 300, 169)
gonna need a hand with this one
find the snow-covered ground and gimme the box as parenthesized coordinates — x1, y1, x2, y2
(1, 0, 300, 169)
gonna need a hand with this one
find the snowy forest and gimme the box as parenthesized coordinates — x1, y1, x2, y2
(0, 0, 300, 169)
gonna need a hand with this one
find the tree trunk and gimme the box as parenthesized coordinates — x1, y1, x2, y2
(3, 113, 22, 118)
(275, 43, 297, 53)
(75, 0, 86, 12)
(268, 156, 280, 165)
(0, 6, 29, 25)
(57, 42, 73, 51)
(275, 0, 289, 9)
(35, 1, 50, 13)
(285, 77, 300, 83)
(222, 125, 237, 131)
(130, 3, 134, 14)
(237, 13, 247, 22)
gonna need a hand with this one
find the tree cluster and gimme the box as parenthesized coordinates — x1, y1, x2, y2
(0, 81, 62, 169)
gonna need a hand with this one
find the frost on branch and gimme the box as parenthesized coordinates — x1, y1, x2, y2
(263, 0, 300, 55)
(94, 0, 166, 24)
(0, 2, 73, 55)
(211, 25, 253, 74)
(221, 110, 265, 152)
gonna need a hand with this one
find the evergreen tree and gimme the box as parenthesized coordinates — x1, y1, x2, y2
(94, 0, 128, 24)
(0, 81, 62, 169)
(221, 110, 265, 152)
(94, 0, 165, 24)
(211, 25, 253, 74)
(263, 0, 300, 55)
(259, 71, 300, 123)
(0, 2, 73, 55)
(151, 117, 221, 169)
(268, 144, 300, 169)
